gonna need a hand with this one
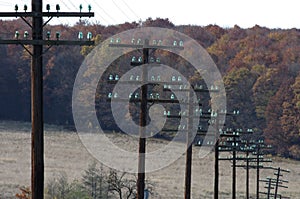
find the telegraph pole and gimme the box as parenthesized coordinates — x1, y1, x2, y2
(256, 144, 260, 199)
(137, 40, 149, 199)
(31, 1, 44, 197)
(259, 167, 289, 199)
(213, 110, 240, 199)
(232, 135, 237, 199)
(0, 1, 94, 198)
(184, 89, 194, 199)
(212, 110, 220, 199)
(109, 39, 183, 199)
(214, 138, 219, 199)
(245, 143, 250, 199)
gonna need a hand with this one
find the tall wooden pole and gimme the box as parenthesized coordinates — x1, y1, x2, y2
(184, 144, 192, 199)
(267, 178, 272, 199)
(31, 0, 44, 198)
(0, 2, 94, 198)
(214, 139, 219, 199)
(137, 40, 149, 199)
(274, 167, 281, 199)
(214, 111, 220, 199)
(232, 136, 236, 199)
(246, 149, 250, 199)
(256, 145, 260, 199)
(108, 39, 183, 199)
(184, 89, 194, 199)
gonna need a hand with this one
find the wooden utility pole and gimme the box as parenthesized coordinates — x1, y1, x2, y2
(109, 40, 183, 199)
(246, 145, 250, 199)
(214, 114, 220, 199)
(232, 135, 237, 199)
(214, 139, 219, 199)
(137, 40, 149, 199)
(185, 142, 192, 199)
(259, 167, 289, 199)
(31, 1, 44, 197)
(214, 111, 239, 199)
(256, 144, 261, 199)
(184, 89, 194, 199)
(0, 1, 94, 198)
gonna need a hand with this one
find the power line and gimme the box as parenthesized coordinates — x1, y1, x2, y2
(90, 0, 117, 24)
(84, 2, 112, 25)
(60, 0, 72, 11)
(64, 0, 77, 10)
(111, 0, 132, 22)
(0, 1, 11, 6)
(118, 0, 140, 21)
(45, 1, 74, 25)
(88, 8, 111, 25)
(94, 13, 111, 25)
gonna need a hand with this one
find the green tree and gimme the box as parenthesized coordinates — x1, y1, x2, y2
(223, 67, 258, 130)
(82, 161, 109, 199)
(252, 67, 282, 130)
(45, 172, 90, 199)
(46, 172, 71, 199)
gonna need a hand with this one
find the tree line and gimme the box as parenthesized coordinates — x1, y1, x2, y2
(0, 18, 299, 159)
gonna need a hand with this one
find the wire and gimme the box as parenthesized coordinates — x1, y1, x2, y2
(90, 0, 117, 24)
(43, 1, 73, 25)
(58, 0, 77, 25)
(14, 0, 30, 8)
(77, 0, 112, 25)
(65, 0, 77, 10)
(44, 1, 72, 11)
(111, 0, 132, 22)
(118, 0, 140, 20)
(95, 13, 112, 25)
(63, 0, 112, 26)
(0, 0, 112, 25)
(60, 0, 72, 11)
(91, 9, 111, 25)
(0, 1, 11, 6)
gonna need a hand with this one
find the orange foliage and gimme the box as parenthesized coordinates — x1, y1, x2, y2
(15, 187, 31, 199)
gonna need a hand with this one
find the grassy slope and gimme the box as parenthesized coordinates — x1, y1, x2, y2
(0, 121, 299, 198)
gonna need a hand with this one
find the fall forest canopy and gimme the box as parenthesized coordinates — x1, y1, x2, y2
(0, 18, 299, 159)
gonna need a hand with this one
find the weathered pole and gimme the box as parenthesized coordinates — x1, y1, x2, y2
(137, 39, 149, 199)
(31, 0, 44, 198)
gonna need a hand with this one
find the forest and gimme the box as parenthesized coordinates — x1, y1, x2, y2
(0, 18, 299, 159)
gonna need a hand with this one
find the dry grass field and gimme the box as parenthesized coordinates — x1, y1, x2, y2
(0, 121, 299, 198)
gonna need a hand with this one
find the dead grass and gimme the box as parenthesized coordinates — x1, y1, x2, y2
(0, 121, 299, 198)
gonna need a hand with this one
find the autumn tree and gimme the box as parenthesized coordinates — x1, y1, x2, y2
(223, 67, 258, 130)
(280, 73, 300, 159)
(264, 78, 291, 156)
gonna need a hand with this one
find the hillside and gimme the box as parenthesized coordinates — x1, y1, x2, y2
(0, 18, 299, 158)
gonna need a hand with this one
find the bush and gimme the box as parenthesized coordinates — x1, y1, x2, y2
(41, 161, 155, 199)
(45, 172, 90, 199)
